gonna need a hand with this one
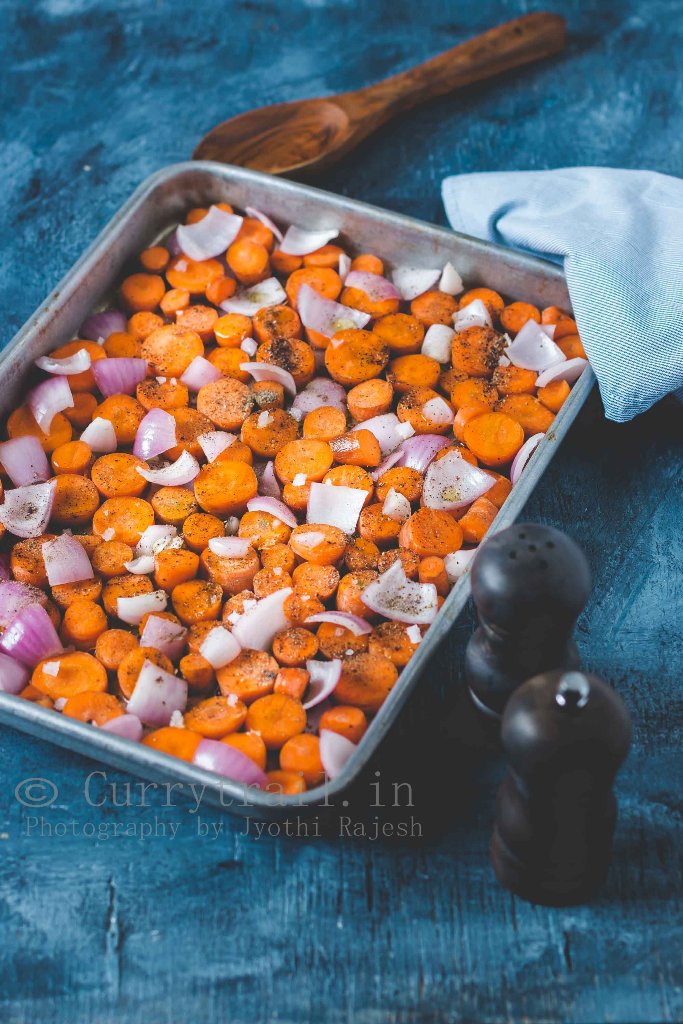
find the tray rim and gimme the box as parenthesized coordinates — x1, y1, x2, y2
(0, 161, 594, 814)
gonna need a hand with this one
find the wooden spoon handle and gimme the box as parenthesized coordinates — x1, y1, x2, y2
(338, 12, 566, 122)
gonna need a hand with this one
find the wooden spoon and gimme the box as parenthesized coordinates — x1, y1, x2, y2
(193, 12, 566, 176)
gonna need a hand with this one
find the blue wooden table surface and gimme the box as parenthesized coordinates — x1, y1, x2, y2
(1, 1, 681, 1021)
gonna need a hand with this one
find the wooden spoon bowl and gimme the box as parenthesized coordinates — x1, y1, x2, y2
(194, 13, 566, 176)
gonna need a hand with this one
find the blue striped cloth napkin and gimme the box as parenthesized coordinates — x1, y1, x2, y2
(441, 167, 683, 422)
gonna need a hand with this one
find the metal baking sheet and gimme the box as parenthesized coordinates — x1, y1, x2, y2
(0, 162, 594, 816)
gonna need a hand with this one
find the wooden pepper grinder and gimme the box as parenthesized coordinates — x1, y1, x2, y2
(465, 523, 591, 719)
(491, 669, 631, 904)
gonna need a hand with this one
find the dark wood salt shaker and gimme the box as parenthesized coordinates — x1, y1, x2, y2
(491, 669, 631, 904)
(465, 523, 591, 718)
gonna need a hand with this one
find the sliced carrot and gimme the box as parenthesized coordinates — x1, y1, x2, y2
(373, 313, 424, 355)
(500, 301, 541, 335)
(32, 651, 107, 700)
(166, 255, 224, 293)
(458, 287, 504, 320)
(242, 408, 299, 456)
(279, 733, 324, 787)
(274, 667, 310, 700)
(274, 438, 333, 485)
(289, 524, 347, 566)
(176, 304, 219, 342)
(222, 731, 268, 770)
(388, 353, 441, 393)
(291, 562, 340, 601)
(141, 324, 204, 377)
(336, 568, 379, 617)
(91, 453, 148, 499)
(458, 495, 498, 543)
(61, 599, 108, 650)
(333, 651, 398, 713)
(399, 508, 463, 558)
(52, 474, 100, 525)
(344, 537, 380, 572)
(143, 726, 202, 762)
(272, 627, 319, 667)
(160, 287, 191, 317)
(226, 238, 270, 286)
(217, 649, 279, 704)
(154, 548, 200, 590)
(136, 377, 189, 411)
(264, 770, 306, 795)
(96, 395, 146, 446)
(397, 387, 453, 435)
(93, 497, 155, 545)
(330, 429, 381, 468)
(104, 331, 142, 358)
(246, 693, 306, 750)
(50, 440, 92, 476)
(62, 691, 123, 725)
(410, 290, 458, 326)
(346, 378, 394, 421)
(302, 405, 347, 442)
(418, 556, 449, 596)
(495, 395, 555, 436)
(369, 620, 422, 667)
(151, 486, 198, 527)
(171, 579, 223, 624)
(7, 406, 72, 454)
(183, 695, 247, 738)
(196, 376, 253, 431)
(318, 705, 368, 743)
(491, 366, 538, 396)
(324, 329, 389, 387)
(316, 620, 369, 660)
(194, 460, 258, 516)
(462, 412, 525, 465)
(120, 273, 165, 312)
(537, 378, 570, 413)
(451, 326, 504, 377)
(95, 629, 139, 671)
(286, 267, 342, 308)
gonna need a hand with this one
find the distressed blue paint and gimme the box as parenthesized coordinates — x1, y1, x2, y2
(1, 1, 682, 1021)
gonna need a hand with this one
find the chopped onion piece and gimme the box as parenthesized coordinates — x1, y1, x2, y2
(338, 253, 351, 282)
(291, 376, 347, 414)
(133, 408, 177, 461)
(240, 337, 258, 357)
(231, 587, 292, 652)
(423, 450, 495, 512)
(139, 614, 187, 660)
(535, 357, 588, 388)
(27, 377, 73, 433)
(101, 714, 143, 742)
(510, 432, 545, 486)
(0, 437, 50, 486)
(208, 536, 252, 558)
(421, 396, 454, 426)
(0, 652, 30, 694)
(180, 355, 222, 392)
(541, 323, 556, 339)
(246, 496, 298, 528)
(0, 580, 47, 628)
(406, 624, 422, 644)
(381, 488, 411, 522)
(198, 431, 235, 462)
(303, 659, 342, 710)
(0, 604, 63, 666)
(391, 266, 441, 301)
(444, 549, 478, 583)
(176, 205, 243, 261)
(350, 413, 406, 456)
(124, 555, 155, 574)
(241, 361, 296, 397)
(298, 283, 371, 338)
(306, 483, 366, 534)
(199, 625, 241, 669)
(92, 358, 147, 398)
(453, 299, 492, 332)
(439, 262, 464, 295)
(135, 525, 178, 557)
(35, 349, 92, 375)
(343, 271, 401, 301)
(80, 416, 117, 453)
(220, 277, 287, 317)
(279, 224, 339, 256)
(0, 480, 56, 539)
(193, 737, 267, 787)
(506, 320, 566, 371)
(136, 450, 200, 486)
(80, 309, 127, 342)
(397, 434, 449, 473)
(257, 460, 281, 498)
(127, 659, 187, 727)
(117, 590, 168, 625)
(361, 559, 438, 625)
(320, 729, 356, 780)
(422, 324, 454, 363)
(304, 611, 372, 635)
(43, 534, 94, 586)
(245, 206, 284, 244)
